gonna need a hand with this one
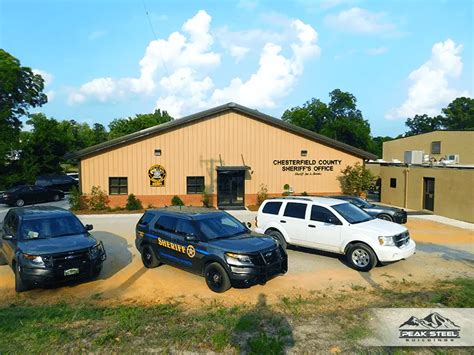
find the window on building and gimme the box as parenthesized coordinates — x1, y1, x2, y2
(301, 150, 308, 157)
(187, 176, 205, 194)
(109, 177, 128, 195)
(262, 202, 282, 215)
(154, 149, 162, 156)
(431, 141, 441, 154)
(390, 178, 397, 188)
(283, 202, 307, 219)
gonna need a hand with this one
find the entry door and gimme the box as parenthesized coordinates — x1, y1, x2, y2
(217, 171, 245, 208)
(423, 177, 435, 211)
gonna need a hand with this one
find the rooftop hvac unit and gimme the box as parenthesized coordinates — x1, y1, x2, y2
(446, 154, 460, 163)
(404, 150, 424, 164)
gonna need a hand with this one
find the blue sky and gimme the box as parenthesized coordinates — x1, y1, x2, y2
(1, 0, 472, 137)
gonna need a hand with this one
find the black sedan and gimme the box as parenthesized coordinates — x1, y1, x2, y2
(0, 185, 64, 207)
(330, 195, 407, 224)
(0, 206, 106, 292)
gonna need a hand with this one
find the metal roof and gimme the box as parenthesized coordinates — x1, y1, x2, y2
(66, 102, 377, 160)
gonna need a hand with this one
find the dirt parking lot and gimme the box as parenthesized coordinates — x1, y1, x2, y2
(0, 214, 472, 306)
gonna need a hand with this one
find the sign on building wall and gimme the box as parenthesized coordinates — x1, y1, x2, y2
(148, 164, 167, 187)
(273, 159, 342, 176)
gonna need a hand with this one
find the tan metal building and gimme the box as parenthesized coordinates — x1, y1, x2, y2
(368, 130, 474, 223)
(383, 130, 474, 164)
(70, 103, 376, 209)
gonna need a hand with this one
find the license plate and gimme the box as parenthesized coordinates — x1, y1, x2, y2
(64, 268, 79, 276)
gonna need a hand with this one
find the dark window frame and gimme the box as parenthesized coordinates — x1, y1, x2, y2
(262, 201, 283, 215)
(109, 177, 128, 195)
(283, 202, 308, 219)
(390, 178, 397, 188)
(431, 141, 441, 154)
(310, 205, 340, 224)
(154, 215, 178, 232)
(186, 176, 205, 194)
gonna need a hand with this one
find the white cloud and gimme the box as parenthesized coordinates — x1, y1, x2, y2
(237, 0, 258, 10)
(386, 39, 470, 119)
(32, 69, 53, 87)
(324, 7, 395, 34)
(69, 10, 220, 105)
(46, 90, 56, 101)
(33, 69, 55, 102)
(69, 10, 319, 118)
(208, 19, 320, 109)
(229, 45, 250, 62)
(366, 46, 388, 55)
(88, 30, 107, 40)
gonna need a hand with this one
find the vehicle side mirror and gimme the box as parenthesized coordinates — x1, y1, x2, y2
(185, 234, 198, 242)
(2, 234, 13, 240)
(85, 224, 93, 231)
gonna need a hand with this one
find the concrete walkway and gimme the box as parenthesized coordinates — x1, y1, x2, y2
(409, 214, 474, 230)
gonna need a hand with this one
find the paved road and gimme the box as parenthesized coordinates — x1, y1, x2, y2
(0, 212, 472, 306)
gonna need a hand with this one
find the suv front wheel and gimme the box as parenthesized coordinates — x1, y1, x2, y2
(204, 262, 231, 293)
(15, 264, 29, 292)
(346, 243, 377, 272)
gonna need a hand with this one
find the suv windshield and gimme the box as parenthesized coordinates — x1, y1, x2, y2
(19, 216, 86, 240)
(195, 214, 248, 240)
(332, 203, 373, 224)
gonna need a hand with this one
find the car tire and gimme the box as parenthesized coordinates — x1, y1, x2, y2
(15, 199, 25, 207)
(0, 252, 7, 265)
(15, 264, 29, 292)
(346, 243, 377, 272)
(377, 214, 393, 222)
(266, 230, 287, 250)
(141, 245, 161, 268)
(53, 194, 61, 201)
(204, 262, 231, 293)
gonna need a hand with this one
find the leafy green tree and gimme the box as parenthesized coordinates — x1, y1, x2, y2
(338, 163, 376, 197)
(441, 97, 474, 130)
(369, 136, 392, 159)
(92, 123, 108, 145)
(109, 109, 173, 139)
(404, 114, 443, 136)
(282, 98, 329, 132)
(0, 50, 47, 181)
(20, 113, 70, 179)
(282, 89, 373, 151)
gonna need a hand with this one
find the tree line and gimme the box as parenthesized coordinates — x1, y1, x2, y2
(282, 90, 474, 159)
(1, 49, 473, 189)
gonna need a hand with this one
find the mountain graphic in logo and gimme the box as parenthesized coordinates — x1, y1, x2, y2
(400, 312, 460, 330)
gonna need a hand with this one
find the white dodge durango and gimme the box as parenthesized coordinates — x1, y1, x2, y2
(255, 196, 416, 271)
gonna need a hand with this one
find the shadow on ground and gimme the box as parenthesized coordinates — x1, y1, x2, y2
(92, 231, 134, 279)
(416, 242, 474, 265)
(232, 294, 294, 353)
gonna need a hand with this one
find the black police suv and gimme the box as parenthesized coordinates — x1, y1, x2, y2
(0, 185, 64, 207)
(0, 206, 106, 292)
(330, 195, 407, 224)
(135, 207, 288, 293)
(36, 174, 78, 192)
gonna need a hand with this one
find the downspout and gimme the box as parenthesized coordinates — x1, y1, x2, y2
(404, 165, 409, 209)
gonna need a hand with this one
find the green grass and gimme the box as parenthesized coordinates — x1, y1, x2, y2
(0, 278, 472, 353)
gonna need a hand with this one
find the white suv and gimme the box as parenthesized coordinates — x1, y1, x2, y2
(255, 197, 415, 271)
